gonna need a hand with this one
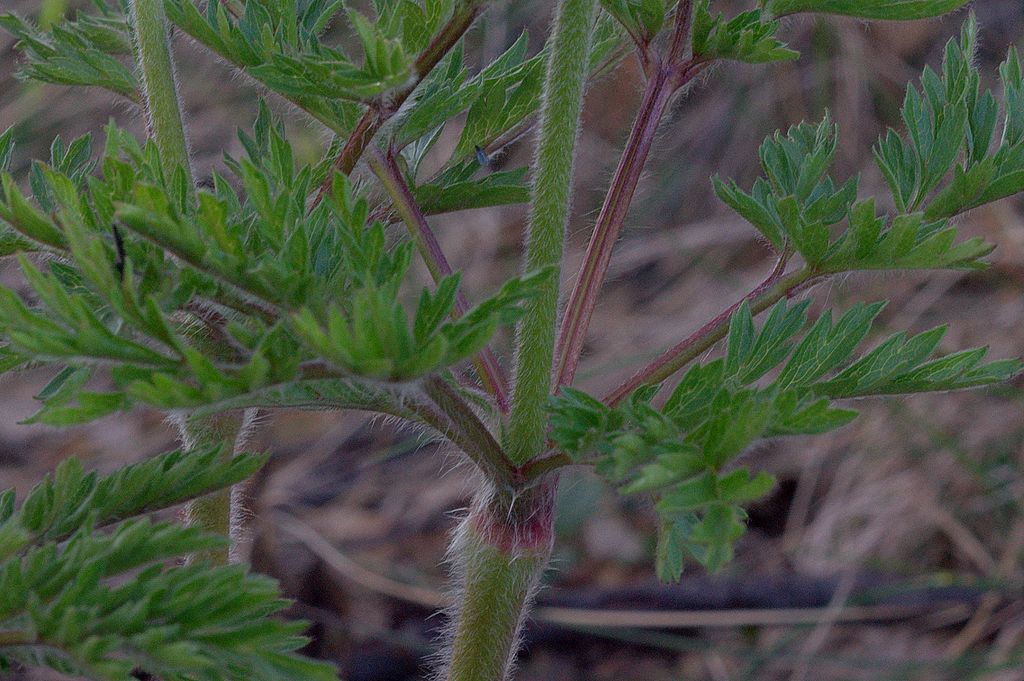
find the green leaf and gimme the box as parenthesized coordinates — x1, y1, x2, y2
(693, 3, 799, 64)
(549, 294, 1019, 577)
(163, 0, 366, 132)
(1001, 47, 1024, 146)
(716, 115, 865, 264)
(452, 33, 545, 161)
(601, 0, 668, 42)
(923, 157, 995, 220)
(775, 302, 885, 390)
(414, 166, 531, 215)
(713, 176, 785, 250)
(816, 336, 1023, 397)
(728, 299, 810, 383)
(689, 503, 745, 573)
(24, 390, 129, 425)
(395, 47, 480, 148)
(655, 471, 719, 513)
(10, 445, 265, 545)
(0, 128, 13, 172)
(0, 9, 141, 100)
(760, 115, 838, 201)
(22, 365, 127, 425)
(0, 440, 329, 675)
(655, 515, 687, 582)
(0, 173, 67, 249)
(764, 0, 971, 20)
(292, 267, 546, 381)
(718, 469, 777, 505)
(0, 513, 335, 680)
(769, 394, 858, 435)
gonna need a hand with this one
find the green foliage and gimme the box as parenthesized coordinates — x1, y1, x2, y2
(164, 0, 387, 132)
(413, 164, 531, 216)
(389, 30, 567, 218)
(693, 2, 799, 64)
(292, 268, 548, 381)
(391, 34, 539, 207)
(0, 117, 542, 421)
(764, 0, 971, 20)
(549, 300, 1021, 578)
(0, 5, 139, 101)
(2, 0, 1023, 678)
(714, 93, 994, 272)
(863, 17, 1024, 220)
(0, 0, 590, 220)
(601, 0, 668, 44)
(0, 445, 264, 552)
(0, 447, 334, 681)
(447, 33, 546, 163)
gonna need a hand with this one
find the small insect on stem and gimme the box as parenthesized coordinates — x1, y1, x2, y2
(112, 223, 127, 281)
(474, 144, 491, 169)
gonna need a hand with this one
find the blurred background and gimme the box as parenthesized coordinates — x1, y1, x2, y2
(2, 1, 1024, 679)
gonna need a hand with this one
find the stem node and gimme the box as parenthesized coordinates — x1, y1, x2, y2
(440, 481, 557, 681)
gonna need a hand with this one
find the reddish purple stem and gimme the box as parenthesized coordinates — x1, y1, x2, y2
(369, 148, 511, 413)
(309, 3, 485, 211)
(555, 58, 707, 389)
(603, 264, 821, 406)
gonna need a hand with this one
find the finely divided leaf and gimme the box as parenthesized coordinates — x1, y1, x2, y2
(548, 298, 1020, 578)
(0, 9, 140, 100)
(693, 3, 798, 64)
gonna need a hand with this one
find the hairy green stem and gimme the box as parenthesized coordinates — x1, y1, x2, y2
(506, 0, 597, 466)
(420, 375, 516, 487)
(129, 0, 246, 565)
(177, 411, 253, 564)
(441, 482, 556, 681)
(440, 5, 597, 674)
(129, 0, 192, 185)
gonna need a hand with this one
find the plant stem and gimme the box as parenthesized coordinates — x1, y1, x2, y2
(128, 0, 192, 185)
(506, 0, 597, 466)
(604, 266, 822, 406)
(556, 7, 704, 389)
(368, 148, 510, 412)
(129, 0, 247, 566)
(518, 451, 573, 481)
(177, 411, 252, 565)
(440, 6, 596, 674)
(667, 0, 696, 63)
(420, 375, 516, 487)
(554, 65, 677, 388)
(441, 481, 557, 681)
(310, 1, 487, 209)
